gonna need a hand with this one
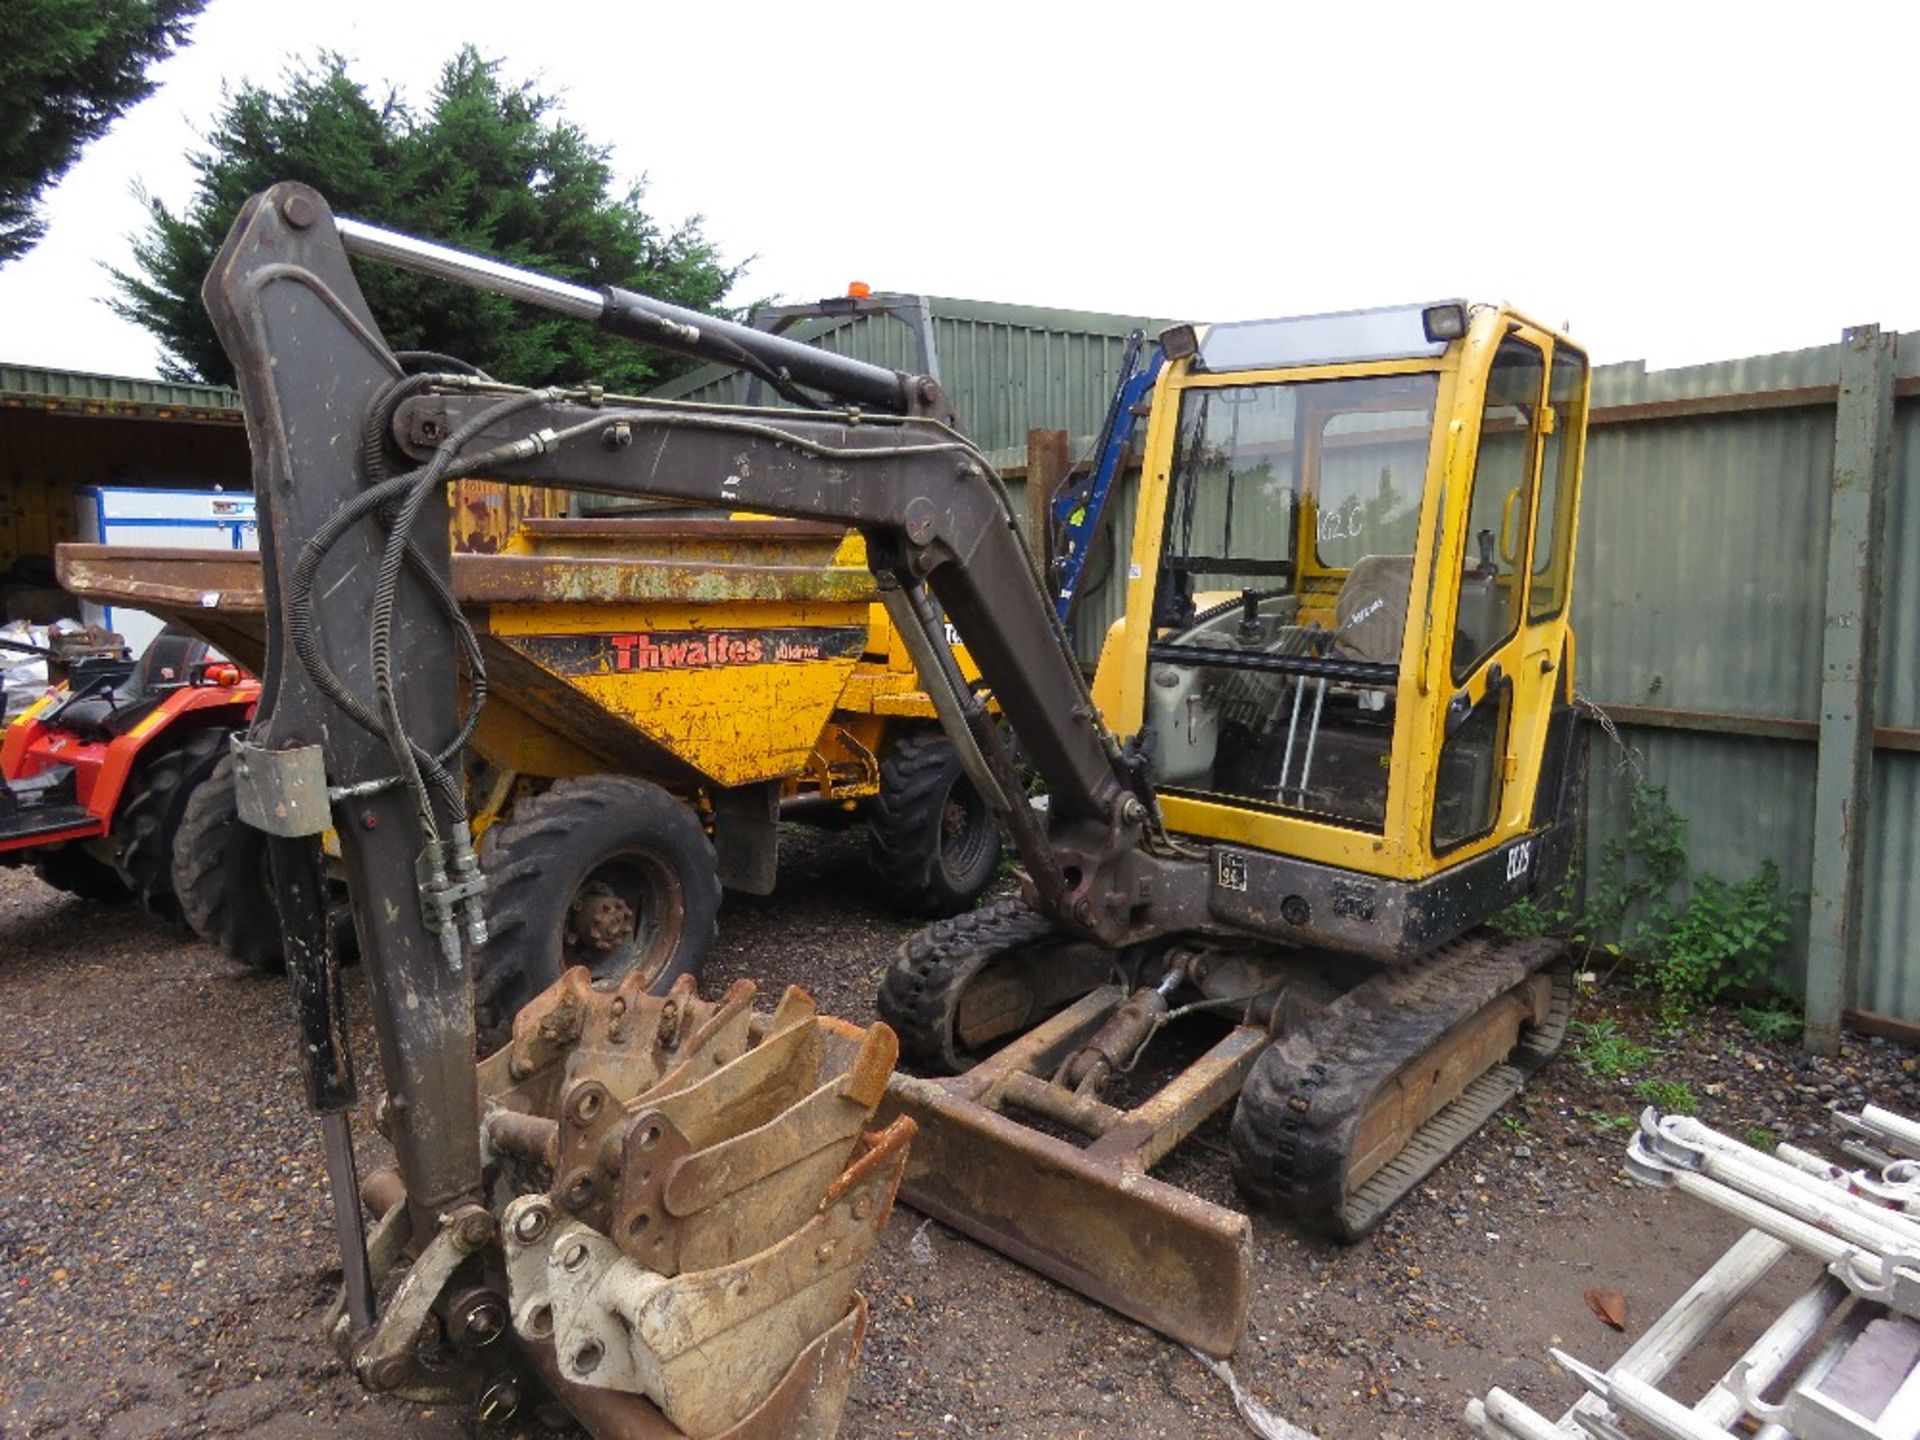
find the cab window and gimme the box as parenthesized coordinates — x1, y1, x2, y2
(1313, 408, 1429, 569)
(1452, 338, 1544, 682)
(1146, 372, 1439, 833)
(1527, 345, 1587, 622)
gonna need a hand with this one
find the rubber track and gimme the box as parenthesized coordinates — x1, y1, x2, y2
(1230, 929, 1573, 1241)
(876, 896, 1058, 1073)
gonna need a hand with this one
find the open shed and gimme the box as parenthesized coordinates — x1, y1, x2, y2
(0, 363, 249, 623)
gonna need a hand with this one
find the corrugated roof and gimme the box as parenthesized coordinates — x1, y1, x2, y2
(0, 362, 242, 420)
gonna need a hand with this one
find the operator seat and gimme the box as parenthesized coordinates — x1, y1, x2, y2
(1330, 554, 1413, 667)
(49, 626, 212, 739)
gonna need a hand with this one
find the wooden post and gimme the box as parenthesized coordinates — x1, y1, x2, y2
(1803, 326, 1894, 1055)
(1025, 428, 1070, 573)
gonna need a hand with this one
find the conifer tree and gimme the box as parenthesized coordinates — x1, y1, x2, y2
(0, 0, 209, 264)
(113, 47, 742, 388)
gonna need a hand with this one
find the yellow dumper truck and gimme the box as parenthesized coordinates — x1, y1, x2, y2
(57, 509, 1000, 1040)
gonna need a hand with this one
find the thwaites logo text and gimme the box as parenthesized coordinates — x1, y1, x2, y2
(514, 626, 867, 675)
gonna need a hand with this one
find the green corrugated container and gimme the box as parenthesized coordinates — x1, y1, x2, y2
(648, 292, 1174, 455)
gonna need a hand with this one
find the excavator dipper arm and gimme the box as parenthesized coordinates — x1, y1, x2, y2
(209, 186, 1152, 945)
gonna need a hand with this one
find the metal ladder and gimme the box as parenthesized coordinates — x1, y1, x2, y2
(1466, 1105, 1920, 1440)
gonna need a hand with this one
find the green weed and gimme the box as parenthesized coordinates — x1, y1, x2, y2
(1497, 771, 1795, 1025)
(1644, 863, 1790, 1022)
(1635, 1078, 1699, 1115)
(1569, 1018, 1651, 1078)
(1740, 1003, 1802, 1046)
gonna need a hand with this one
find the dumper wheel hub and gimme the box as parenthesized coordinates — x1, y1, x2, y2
(565, 882, 637, 956)
(867, 730, 1003, 919)
(473, 774, 721, 1052)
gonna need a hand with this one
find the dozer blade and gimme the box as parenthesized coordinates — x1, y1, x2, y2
(883, 1076, 1253, 1357)
(856, 930, 1576, 1359)
(853, 986, 1257, 1358)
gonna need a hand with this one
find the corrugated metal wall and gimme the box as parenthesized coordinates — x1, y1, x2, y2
(1868, 381, 1919, 1018)
(1566, 345, 1918, 1021)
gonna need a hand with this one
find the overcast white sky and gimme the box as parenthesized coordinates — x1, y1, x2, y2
(3, 0, 1914, 380)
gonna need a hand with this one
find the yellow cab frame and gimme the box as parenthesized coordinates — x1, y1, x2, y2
(1089, 300, 1591, 956)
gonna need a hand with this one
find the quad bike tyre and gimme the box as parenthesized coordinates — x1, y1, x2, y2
(866, 729, 1002, 918)
(473, 775, 721, 1051)
(113, 726, 229, 924)
(34, 846, 129, 902)
(171, 752, 285, 972)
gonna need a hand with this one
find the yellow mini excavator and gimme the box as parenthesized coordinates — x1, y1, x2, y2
(207, 183, 1589, 1431)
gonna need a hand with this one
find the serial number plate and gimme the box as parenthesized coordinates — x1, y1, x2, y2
(1215, 850, 1249, 892)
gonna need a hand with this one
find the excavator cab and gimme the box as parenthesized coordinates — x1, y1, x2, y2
(882, 302, 1593, 1355)
(1093, 300, 1590, 957)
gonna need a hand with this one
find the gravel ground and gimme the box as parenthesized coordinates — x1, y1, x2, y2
(1, 826, 1913, 1439)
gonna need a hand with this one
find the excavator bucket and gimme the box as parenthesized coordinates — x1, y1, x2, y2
(520, 1292, 873, 1440)
(355, 968, 911, 1440)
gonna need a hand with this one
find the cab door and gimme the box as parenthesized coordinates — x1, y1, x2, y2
(1425, 324, 1568, 863)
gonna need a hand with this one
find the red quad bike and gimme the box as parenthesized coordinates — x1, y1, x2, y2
(0, 624, 283, 969)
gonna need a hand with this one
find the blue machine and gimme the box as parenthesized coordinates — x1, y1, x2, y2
(1049, 331, 1164, 623)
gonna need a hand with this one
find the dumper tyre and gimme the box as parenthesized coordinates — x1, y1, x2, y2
(171, 753, 285, 973)
(34, 846, 129, 903)
(867, 729, 1002, 918)
(474, 775, 721, 1051)
(113, 726, 229, 925)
